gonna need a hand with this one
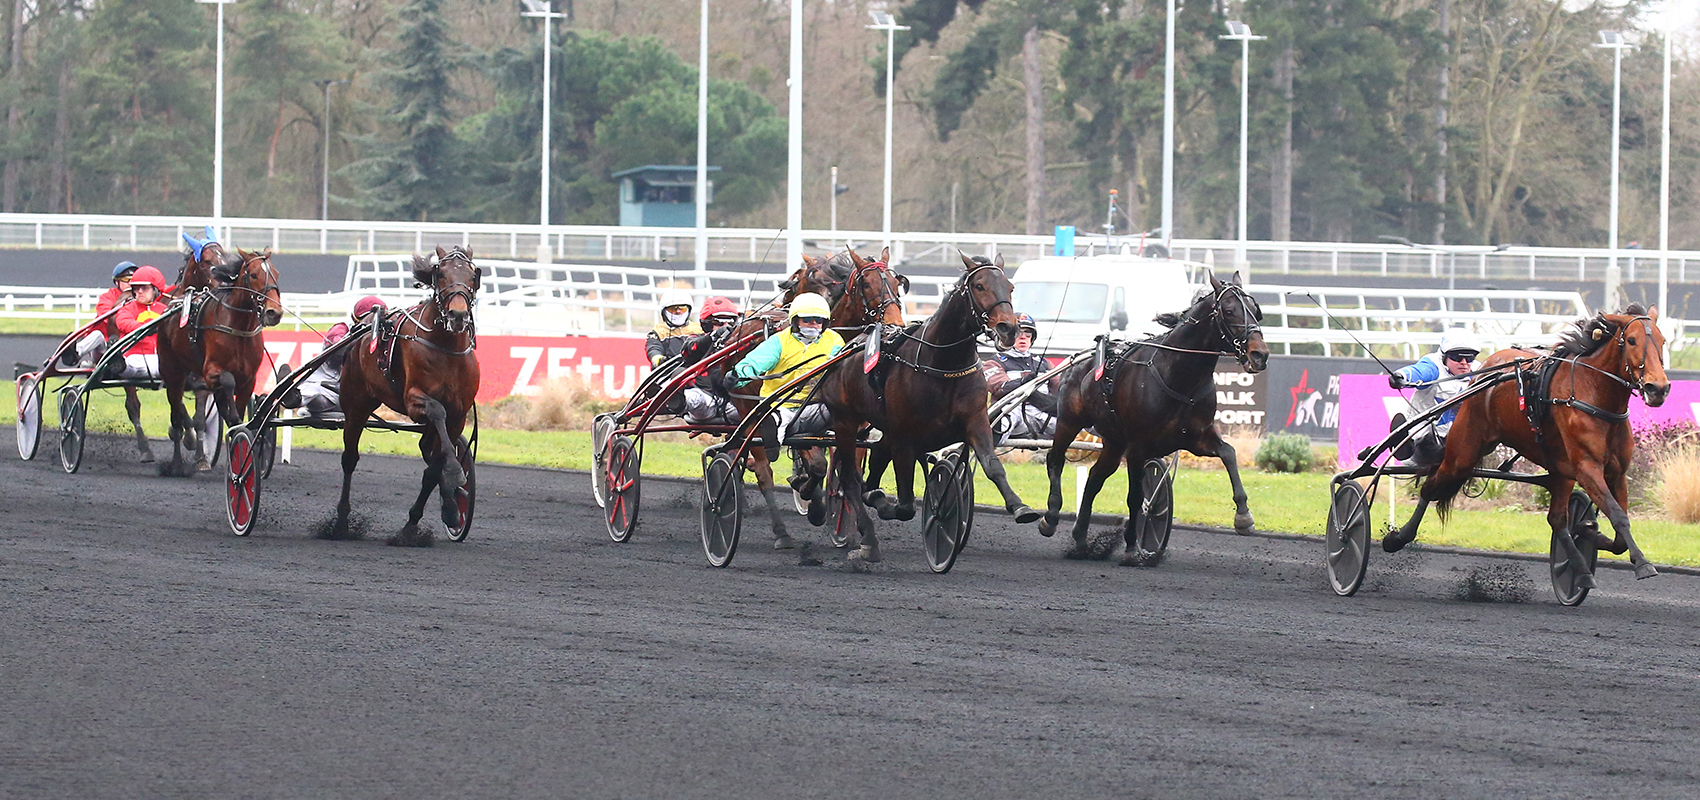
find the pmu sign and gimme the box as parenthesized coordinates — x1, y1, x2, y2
(1214, 357, 1266, 427)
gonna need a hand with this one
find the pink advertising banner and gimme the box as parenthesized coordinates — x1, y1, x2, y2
(1336, 373, 1700, 469)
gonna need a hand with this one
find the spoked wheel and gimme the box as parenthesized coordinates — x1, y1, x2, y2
(603, 435, 641, 542)
(1550, 490, 1601, 607)
(58, 386, 86, 474)
(823, 461, 856, 548)
(1326, 478, 1372, 596)
(952, 454, 976, 555)
(16, 373, 43, 460)
(225, 427, 262, 536)
(257, 425, 278, 479)
(700, 452, 745, 567)
(921, 454, 971, 574)
(1128, 458, 1175, 566)
(447, 427, 477, 542)
(591, 413, 616, 509)
(201, 408, 226, 468)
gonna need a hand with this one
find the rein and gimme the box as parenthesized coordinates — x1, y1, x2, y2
(881, 262, 1010, 379)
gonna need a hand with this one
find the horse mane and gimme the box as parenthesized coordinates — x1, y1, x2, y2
(1552, 303, 1647, 357)
(819, 251, 855, 279)
(211, 252, 242, 282)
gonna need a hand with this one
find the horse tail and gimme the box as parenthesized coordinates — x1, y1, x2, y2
(1427, 472, 1468, 522)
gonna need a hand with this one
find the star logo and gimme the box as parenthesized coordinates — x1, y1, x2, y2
(1286, 368, 1312, 427)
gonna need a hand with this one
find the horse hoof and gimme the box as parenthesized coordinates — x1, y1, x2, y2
(894, 505, 916, 522)
(876, 502, 898, 521)
(1234, 512, 1255, 535)
(195, 459, 211, 473)
(806, 496, 827, 527)
(386, 523, 434, 548)
(1011, 505, 1041, 525)
(1634, 562, 1660, 580)
(772, 534, 798, 551)
(1037, 517, 1057, 538)
(1577, 572, 1597, 590)
(1382, 530, 1412, 553)
(138, 451, 155, 464)
(863, 489, 885, 507)
(1119, 552, 1149, 567)
(848, 544, 882, 563)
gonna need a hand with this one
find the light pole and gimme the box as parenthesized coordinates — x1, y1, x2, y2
(785, 0, 802, 269)
(197, 0, 236, 228)
(867, 10, 910, 253)
(1221, 20, 1265, 277)
(521, 0, 567, 265)
(694, 0, 709, 276)
(1596, 31, 1634, 295)
(1160, 0, 1175, 249)
(317, 78, 348, 221)
(1659, 27, 1671, 318)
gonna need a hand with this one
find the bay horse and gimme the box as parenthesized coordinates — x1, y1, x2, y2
(1038, 271, 1269, 564)
(689, 247, 906, 550)
(329, 246, 480, 546)
(812, 252, 1038, 563)
(155, 248, 284, 476)
(1385, 304, 1669, 582)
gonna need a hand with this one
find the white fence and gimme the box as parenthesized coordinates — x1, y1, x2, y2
(1251, 285, 1594, 359)
(5, 211, 1700, 283)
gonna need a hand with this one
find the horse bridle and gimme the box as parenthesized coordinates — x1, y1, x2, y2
(428, 249, 480, 333)
(848, 260, 904, 325)
(1209, 283, 1263, 365)
(192, 253, 280, 337)
(1567, 314, 1661, 395)
(958, 262, 1013, 333)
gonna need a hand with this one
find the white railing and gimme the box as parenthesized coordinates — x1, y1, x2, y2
(1252, 285, 1595, 358)
(6, 211, 1700, 282)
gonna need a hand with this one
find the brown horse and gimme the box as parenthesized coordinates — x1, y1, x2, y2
(1039, 271, 1270, 563)
(695, 247, 906, 550)
(812, 252, 1037, 563)
(155, 248, 284, 476)
(329, 246, 480, 546)
(1385, 304, 1670, 582)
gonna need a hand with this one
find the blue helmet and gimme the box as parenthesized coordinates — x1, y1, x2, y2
(1014, 313, 1037, 336)
(112, 261, 138, 280)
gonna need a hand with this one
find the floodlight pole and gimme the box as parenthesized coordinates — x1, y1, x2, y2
(318, 79, 349, 221)
(1160, 0, 1175, 249)
(198, 0, 236, 229)
(1221, 22, 1265, 276)
(868, 12, 910, 253)
(1596, 32, 1633, 290)
(521, 0, 568, 265)
(1660, 28, 1671, 316)
(695, 0, 709, 276)
(785, 0, 802, 270)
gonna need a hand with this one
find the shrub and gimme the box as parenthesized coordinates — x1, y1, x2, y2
(1655, 444, 1700, 523)
(1255, 432, 1314, 473)
(482, 377, 620, 431)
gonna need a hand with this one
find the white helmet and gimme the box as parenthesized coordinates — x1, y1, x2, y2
(659, 288, 693, 312)
(1439, 328, 1481, 358)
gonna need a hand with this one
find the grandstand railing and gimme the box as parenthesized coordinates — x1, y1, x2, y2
(5, 211, 1699, 284)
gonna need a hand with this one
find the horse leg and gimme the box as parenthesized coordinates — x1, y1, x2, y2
(968, 415, 1039, 524)
(1067, 441, 1126, 559)
(1545, 475, 1595, 591)
(161, 384, 195, 478)
(1039, 418, 1087, 537)
(388, 429, 442, 547)
(750, 452, 795, 549)
(125, 387, 153, 462)
(862, 445, 892, 510)
(1191, 428, 1255, 534)
(1118, 451, 1147, 566)
(886, 447, 917, 522)
(837, 426, 881, 563)
(1575, 462, 1658, 579)
(215, 370, 240, 425)
(408, 395, 463, 530)
(329, 414, 369, 540)
(190, 389, 213, 472)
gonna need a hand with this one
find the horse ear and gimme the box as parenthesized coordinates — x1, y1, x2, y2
(959, 251, 976, 270)
(236, 247, 251, 261)
(463, 245, 474, 259)
(848, 248, 867, 269)
(435, 245, 448, 260)
(1154, 312, 1183, 328)
(263, 246, 273, 258)
(1209, 270, 1224, 290)
(1230, 270, 1243, 286)
(1651, 305, 1661, 321)
(801, 254, 818, 267)
(880, 246, 890, 264)
(993, 252, 1004, 269)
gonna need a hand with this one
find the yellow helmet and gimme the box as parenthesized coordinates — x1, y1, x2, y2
(789, 292, 830, 320)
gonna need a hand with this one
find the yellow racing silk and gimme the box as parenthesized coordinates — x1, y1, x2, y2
(735, 328, 845, 405)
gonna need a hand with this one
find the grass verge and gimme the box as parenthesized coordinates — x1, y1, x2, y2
(6, 377, 1696, 567)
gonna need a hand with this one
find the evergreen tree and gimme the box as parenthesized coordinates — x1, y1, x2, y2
(229, 0, 351, 216)
(341, 0, 462, 222)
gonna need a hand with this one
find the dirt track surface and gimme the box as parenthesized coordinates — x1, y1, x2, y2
(4, 428, 1700, 799)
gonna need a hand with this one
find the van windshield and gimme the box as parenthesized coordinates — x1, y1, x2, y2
(1012, 282, 1108, 324)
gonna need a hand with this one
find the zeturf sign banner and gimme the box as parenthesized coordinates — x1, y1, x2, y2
(258, 331, 651, 404)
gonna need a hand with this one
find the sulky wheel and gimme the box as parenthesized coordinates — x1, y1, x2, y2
(953, 453, 976, 555)
(1550, 489, 1601, 607)
(447, 432, 477, 542)
(58, 386, 86, 474)
(16, 373, 43, 460)
(591, 413, 616, 509)
(700, 452, 745, 567)
(921, 454, 970, 574)
(201, 408, 226, 468)
(257, 424, 278, 479)
(225, 427, 262, 536)
(822, 460, 856, 548)
(1326, 478, 1372, 596)
(603, 435, 642, 542)
(1128, 458, 1175, 566)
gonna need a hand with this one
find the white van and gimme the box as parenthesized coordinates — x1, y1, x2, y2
(1008, 254, 1209, 356)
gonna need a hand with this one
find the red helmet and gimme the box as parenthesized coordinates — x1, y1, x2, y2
(698, 296, 739, 321)
(129, 265, 166, 290)
(353, 296, 388, 320)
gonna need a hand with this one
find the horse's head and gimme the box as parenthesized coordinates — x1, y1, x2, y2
(181, 240, 228, 291)
(228, 248, 284, 327)
(1207, 271, 1268, 373)
(958, 251, 1019, 349)
(1604, 304, 1670, 406)
(843, 247, 906, 327)
(416, 245, 480, 333)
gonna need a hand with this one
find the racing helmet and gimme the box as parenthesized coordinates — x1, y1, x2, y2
(112, 260, 138, 281)
(1014, 312, 1038, 338)
(789, 292, 830, 322)
(129, 266, 165, 291)
(352, 296, 388, 320)
(1439, 328, 1481, 360)
(659, 288, 694, 313)
(698, 295, 739, 322)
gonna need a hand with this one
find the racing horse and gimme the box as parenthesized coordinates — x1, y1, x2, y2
(328, 246, 480, 546)
(812, 252, 1039, 563)
(688, 247, 907, 550)
(1038, 271, 1269, 564)
(154, 248, 284, 476)
(1385, 304, 1669, 582)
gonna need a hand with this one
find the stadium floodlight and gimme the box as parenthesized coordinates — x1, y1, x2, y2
(1220, 20, 1266, 276)
(1595, 31, 1636, 286)
(867, 8, 911, 253)
(520, 0, 568, 264)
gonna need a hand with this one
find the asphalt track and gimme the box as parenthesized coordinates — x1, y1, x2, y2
(4, 426, 1700, 799)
